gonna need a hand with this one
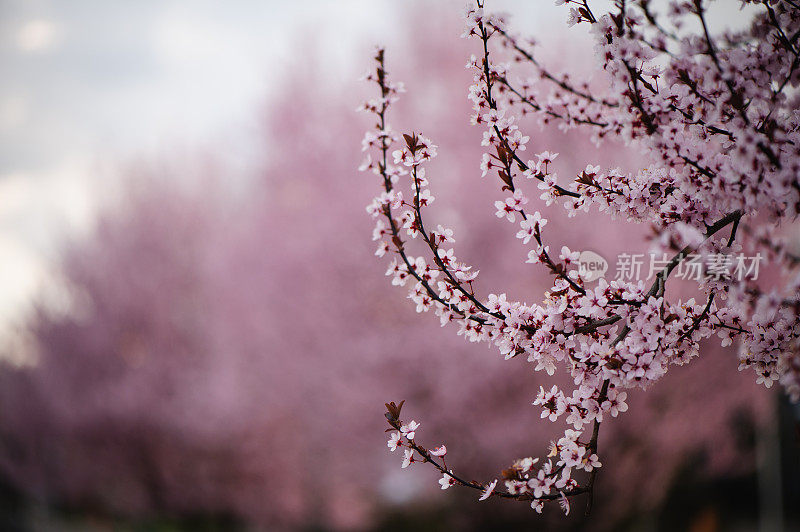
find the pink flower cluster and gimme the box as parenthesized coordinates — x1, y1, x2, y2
(360, 0, 800, 516)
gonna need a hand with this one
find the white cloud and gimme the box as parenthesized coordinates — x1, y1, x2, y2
(16, 19, 59, 53)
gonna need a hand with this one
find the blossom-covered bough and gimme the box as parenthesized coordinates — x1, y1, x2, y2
(358, 0, 800, 517)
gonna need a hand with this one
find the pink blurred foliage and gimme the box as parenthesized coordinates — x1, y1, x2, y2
(0, 7, 771, 530)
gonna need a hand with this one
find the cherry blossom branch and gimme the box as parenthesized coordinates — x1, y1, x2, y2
(490, 24, 618, 108)
(360, 0, 800, 519)
(384, 401, 595, 514)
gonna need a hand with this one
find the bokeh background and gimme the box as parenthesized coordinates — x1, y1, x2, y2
(0, 1, 798, 530)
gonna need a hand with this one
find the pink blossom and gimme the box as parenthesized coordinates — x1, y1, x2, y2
(439, 472, 456, 490)
(430, 445, 447, 457)
(388, 432, 403, 452)
(478, 479, 497, 501)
